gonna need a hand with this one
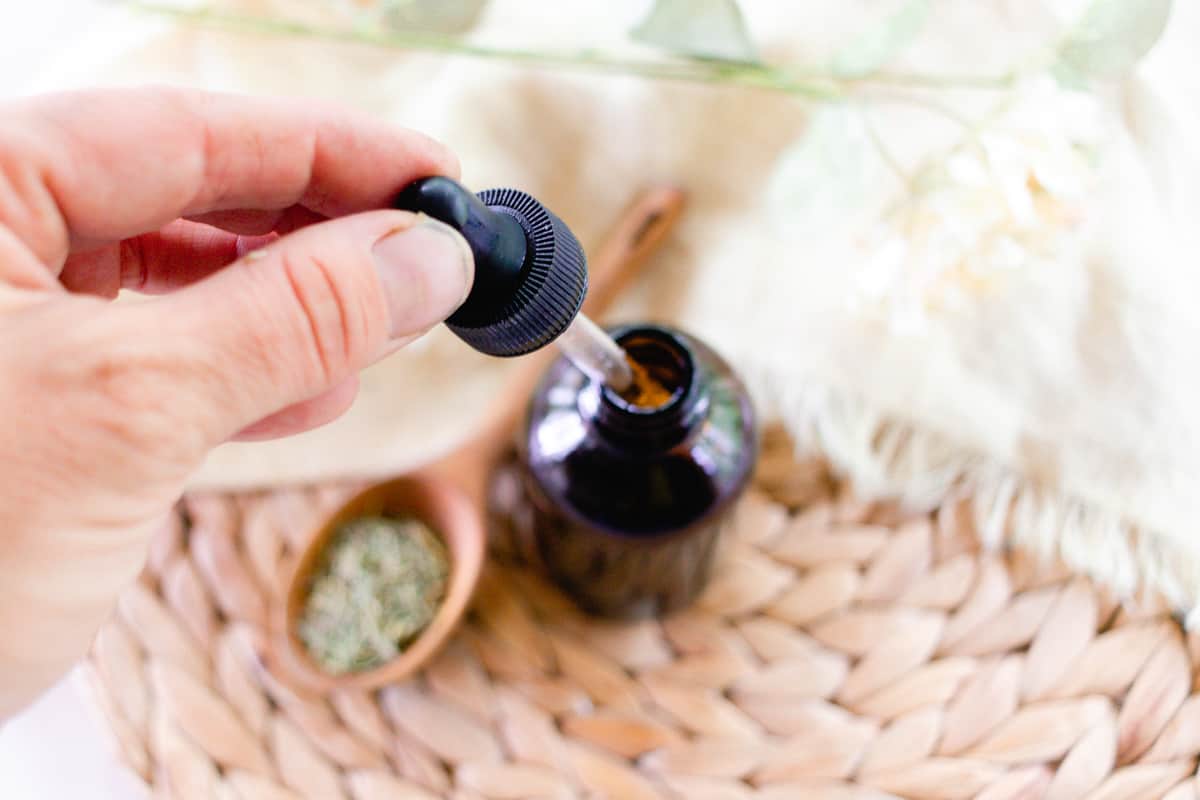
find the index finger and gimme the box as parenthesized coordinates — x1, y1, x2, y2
(0, 87, 458, 267)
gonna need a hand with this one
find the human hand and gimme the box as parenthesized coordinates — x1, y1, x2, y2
(0, 88, 473, 716)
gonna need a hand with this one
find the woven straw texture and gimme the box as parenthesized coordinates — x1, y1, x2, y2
(83, 428, 1200, 799)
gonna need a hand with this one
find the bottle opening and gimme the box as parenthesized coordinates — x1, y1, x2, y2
(605, 329, 692, 414)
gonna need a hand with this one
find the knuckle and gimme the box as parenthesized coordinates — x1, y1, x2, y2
(51, 315, 210, 463)
(87, 360, 196, 456)
(0, 126, 71, 266)
(278, 249, 369, 388)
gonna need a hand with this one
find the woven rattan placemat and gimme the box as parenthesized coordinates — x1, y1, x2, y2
(83, 429, 1200, 799)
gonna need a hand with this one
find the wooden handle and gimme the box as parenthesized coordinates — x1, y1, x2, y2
(580, 186, 685, 315)
(423, 186, 686, 503)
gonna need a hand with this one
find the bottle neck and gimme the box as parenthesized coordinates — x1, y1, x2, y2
(582, 326, 707, 451)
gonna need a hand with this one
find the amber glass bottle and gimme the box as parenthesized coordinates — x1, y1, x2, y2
(516, 324, 757, 618)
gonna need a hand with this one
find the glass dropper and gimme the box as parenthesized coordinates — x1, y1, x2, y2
(555, 312, 634, 392)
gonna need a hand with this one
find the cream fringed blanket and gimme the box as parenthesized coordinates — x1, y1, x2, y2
(28, 2, 1200, 616)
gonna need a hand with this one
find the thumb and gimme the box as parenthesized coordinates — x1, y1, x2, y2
(132, 209, 473, 441)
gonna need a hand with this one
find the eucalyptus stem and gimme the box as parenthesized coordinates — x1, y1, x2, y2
(858, 104, 912, 190)
(125, 2, 839, 98)
(125, 2, 1015, 100)
(856, 70, 1015, 91)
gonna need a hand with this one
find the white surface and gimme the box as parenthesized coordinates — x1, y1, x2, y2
(0, 672, 148, 800)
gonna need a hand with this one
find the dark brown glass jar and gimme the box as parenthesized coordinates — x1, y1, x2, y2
(516, 323, 757, 618)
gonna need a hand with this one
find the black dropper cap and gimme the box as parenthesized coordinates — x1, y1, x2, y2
(393, 176, 588, 357)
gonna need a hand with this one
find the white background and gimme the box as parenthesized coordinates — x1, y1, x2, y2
(1, 1, 101, 94)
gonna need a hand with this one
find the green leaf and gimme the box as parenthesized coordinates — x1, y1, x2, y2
(375, 0, 487, 35)
(830, 0, 931, 79)
(630, 0, 759, 64)
(768, 105, 881, 236)
(1052, 0, 1173, 87)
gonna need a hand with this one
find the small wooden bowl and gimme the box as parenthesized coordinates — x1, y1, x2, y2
(269, 187, 684, 692)
(272, 476, 485, 692)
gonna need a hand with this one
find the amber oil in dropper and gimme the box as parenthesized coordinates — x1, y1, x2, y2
(552, 313, 676, 408)
(552, 312, 633, 392)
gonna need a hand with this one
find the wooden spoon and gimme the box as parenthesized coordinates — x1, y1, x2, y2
(271, 187, 685, 692)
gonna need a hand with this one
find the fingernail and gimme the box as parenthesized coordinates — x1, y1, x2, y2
(235, 233, 278, 259)
(373, 219, 474, 339)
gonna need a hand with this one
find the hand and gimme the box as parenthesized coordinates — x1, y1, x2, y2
(0, 88, 473, 716)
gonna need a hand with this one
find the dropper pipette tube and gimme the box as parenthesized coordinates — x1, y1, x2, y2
(555, 313, 634, 392)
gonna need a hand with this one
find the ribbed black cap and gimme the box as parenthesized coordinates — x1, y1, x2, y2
(451, 188, 587, 356)
(393, 178, 588, 358)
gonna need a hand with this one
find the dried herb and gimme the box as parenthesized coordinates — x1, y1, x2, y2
(297, 515, 448, 674)
(619, 355, 675, 409)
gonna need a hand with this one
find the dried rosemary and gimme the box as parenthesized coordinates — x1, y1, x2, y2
(297, 515, 449, 674)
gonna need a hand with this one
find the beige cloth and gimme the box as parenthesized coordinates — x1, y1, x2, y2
(27, 1, 1200, 616)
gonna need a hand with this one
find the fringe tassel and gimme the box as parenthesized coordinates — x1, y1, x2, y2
(762, 374, 1200, 627)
